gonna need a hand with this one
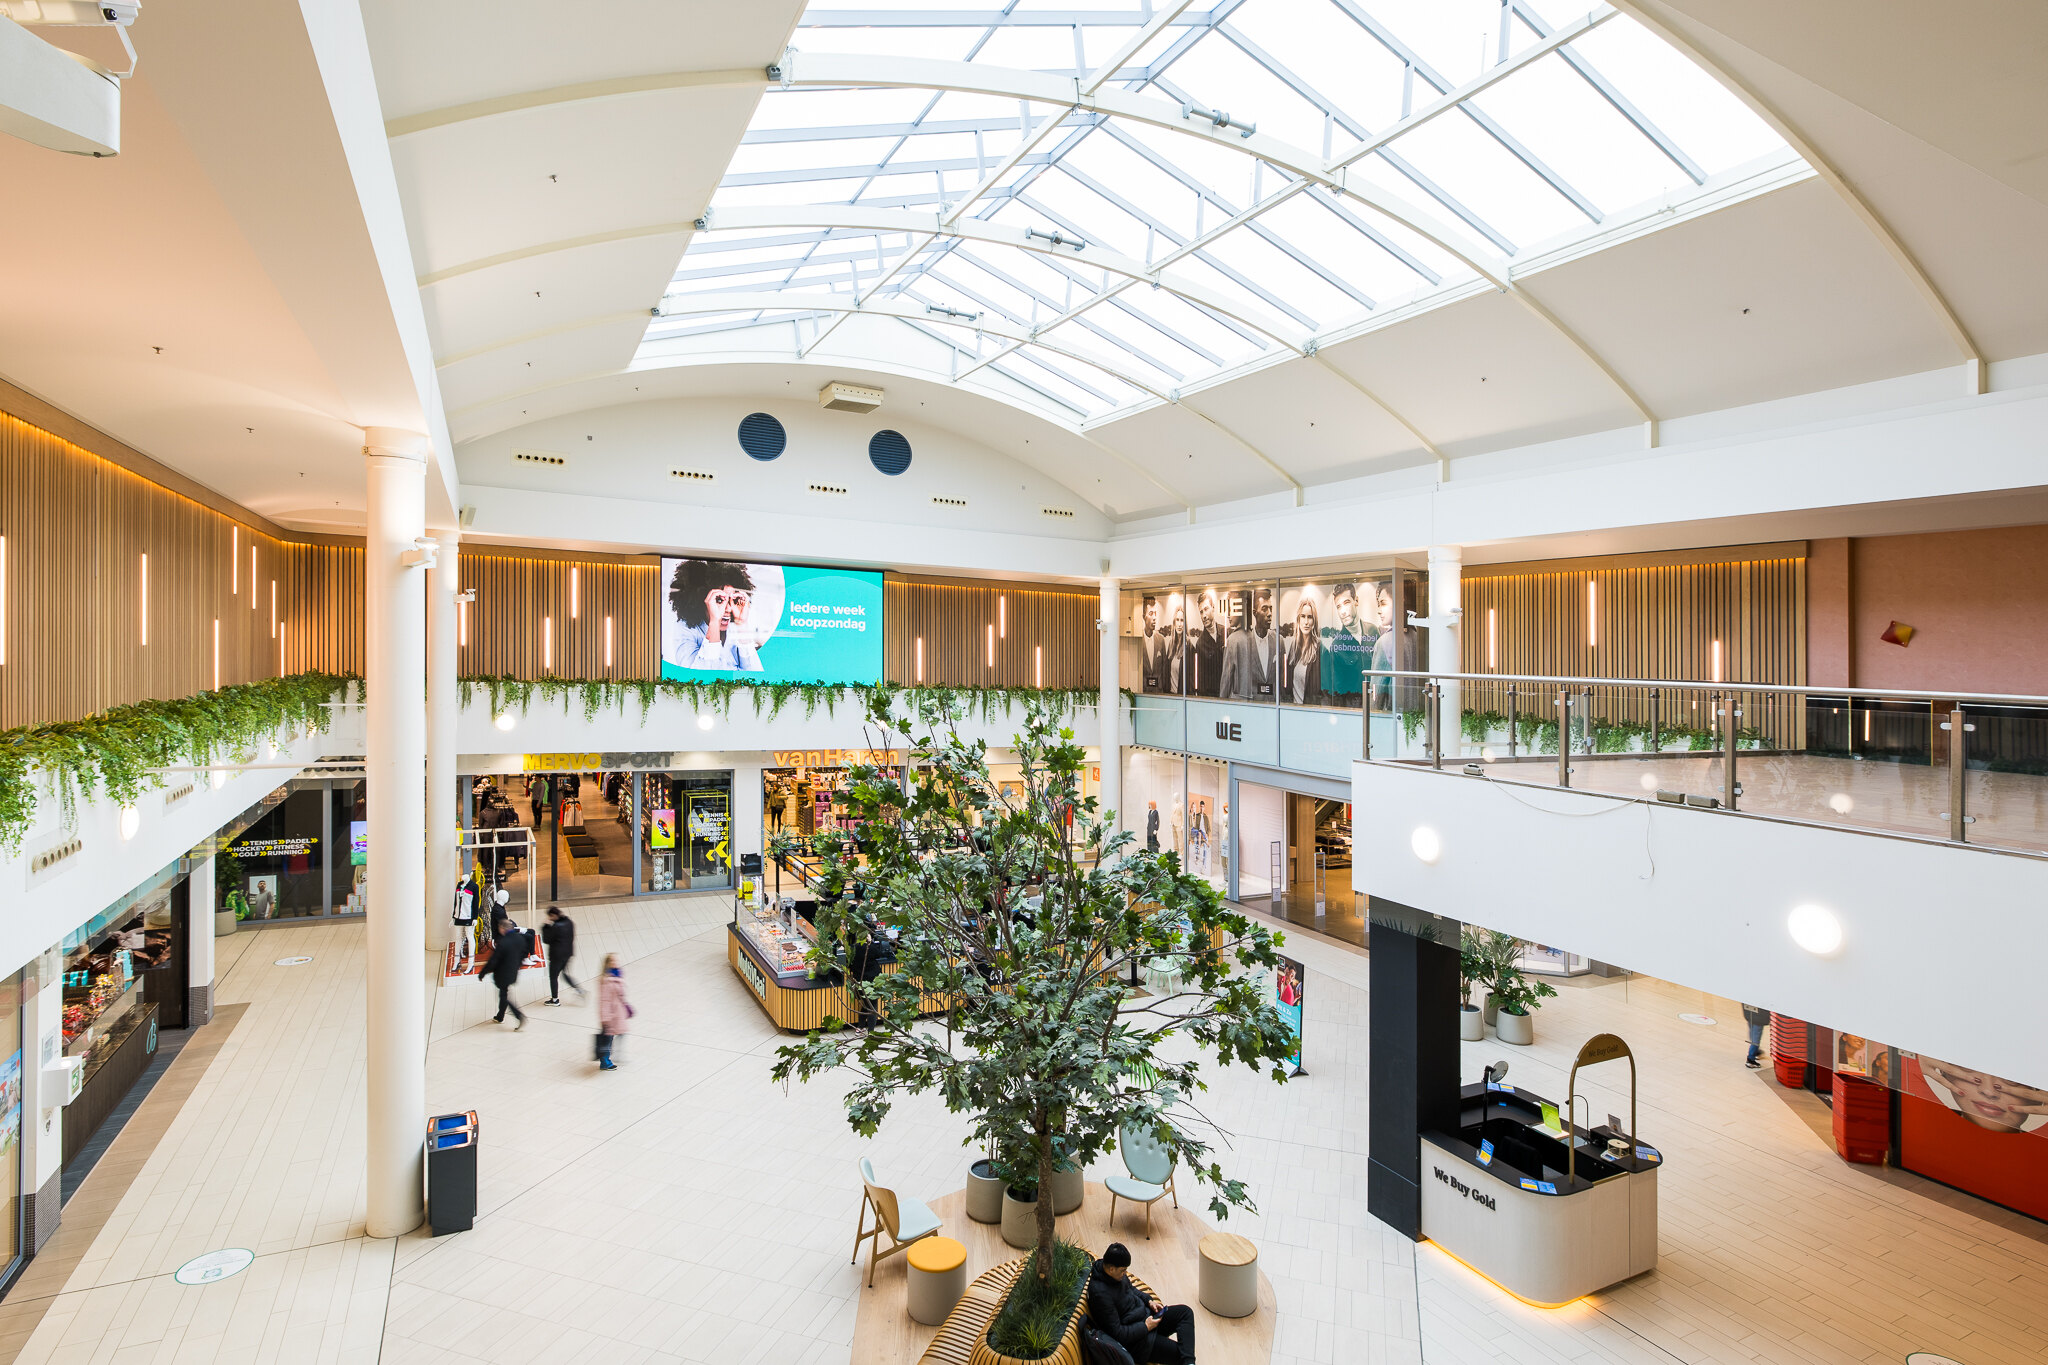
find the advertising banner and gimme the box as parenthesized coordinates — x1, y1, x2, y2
(659, 557, 882, 684)
(1276, 955, 1305, 1075)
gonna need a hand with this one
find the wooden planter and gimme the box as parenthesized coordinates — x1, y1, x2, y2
(918, 1252, 1158, 1365)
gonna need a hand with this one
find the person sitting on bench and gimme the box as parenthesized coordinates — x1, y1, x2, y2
(1086, 1242, 1195, 1364)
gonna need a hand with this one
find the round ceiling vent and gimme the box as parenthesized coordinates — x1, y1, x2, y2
(869, 429, 912, 476)
(738, 412, 786, 461)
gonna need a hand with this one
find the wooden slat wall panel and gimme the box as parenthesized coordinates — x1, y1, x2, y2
(1460, 555, 1807, 746)
(4, 411, 363, 729)
(883, 578, 1099, 688)
(459, 551, 658, 679)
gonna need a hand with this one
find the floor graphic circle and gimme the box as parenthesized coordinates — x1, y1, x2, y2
(1906, 1354, 1966, 1365)
(1679, 1012, 1718, 1026)
(274, 956, 313, 966)
(174, 1248, 254, 1285)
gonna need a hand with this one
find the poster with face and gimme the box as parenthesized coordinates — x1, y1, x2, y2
(1898, 1053, 2048, 1221)
(660, 558, 882, 683)
(1133, 591, 1187, 693)
(247, 875, 278, 920)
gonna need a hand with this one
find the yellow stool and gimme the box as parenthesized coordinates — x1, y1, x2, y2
(906, 1236, 968, 1325)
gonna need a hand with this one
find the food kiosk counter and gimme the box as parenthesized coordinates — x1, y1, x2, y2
(1420, 1077, 1661, 1307)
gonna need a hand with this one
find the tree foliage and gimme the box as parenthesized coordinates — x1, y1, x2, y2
(770, 692, 1297, 1285)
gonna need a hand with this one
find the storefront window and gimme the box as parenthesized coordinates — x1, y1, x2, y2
(644, 772, 733, 891)
(222, 781, 327, 921)
(333, 779, 368, 914)
(1122, 750, 1187, 861)
(0, 967, 20, 1275)
(1186, 757, 1226, 889)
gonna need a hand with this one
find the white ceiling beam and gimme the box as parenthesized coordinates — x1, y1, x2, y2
(1307, 350, 1448, 481)
(1174, 394, 1304, 502)
(1609, 0, 1985, 394)
(705, 203, 1307, 349)
(384, 69, 763, 138)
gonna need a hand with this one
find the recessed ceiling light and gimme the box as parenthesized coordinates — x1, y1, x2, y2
(1410, 827, 1441, 864)
(1787, 904, 1842, 956)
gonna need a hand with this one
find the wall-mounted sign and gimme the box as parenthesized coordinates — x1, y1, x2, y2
(771, 749, 901, 769)
(661, 558, 883, 684)
(228, 836, 319, 859)
(512, 751, 679, 772)
(1432, 1164, 1497, 1211)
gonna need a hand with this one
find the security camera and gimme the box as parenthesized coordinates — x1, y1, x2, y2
(1095, 618, 1109, 633)
(457, 589, 477, 603)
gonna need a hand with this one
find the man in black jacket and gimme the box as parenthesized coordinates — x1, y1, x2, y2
(541, 908, 585, 1006)
(1086, 1242, 1194, 1364)
(481, 920, 532, 1029)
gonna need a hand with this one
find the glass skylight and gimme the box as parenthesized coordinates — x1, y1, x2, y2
(639, 1, 1792, 423)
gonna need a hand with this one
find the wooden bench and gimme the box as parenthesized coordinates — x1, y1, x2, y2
(917, 1253, 1157, 1365)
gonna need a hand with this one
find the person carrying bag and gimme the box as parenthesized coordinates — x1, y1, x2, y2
(595, 953, 633, 1070)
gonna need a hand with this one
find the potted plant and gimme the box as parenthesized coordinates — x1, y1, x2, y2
(1476, 928, 1518, 1027)
(1458, 927, 1488, 1041)
(1492, 971, 1557, 1046)
(966, 1147, 1005, 1225)
(772, 692, 1298, 1335)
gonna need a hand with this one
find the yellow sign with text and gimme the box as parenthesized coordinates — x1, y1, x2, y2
(521, 753, 602, 772)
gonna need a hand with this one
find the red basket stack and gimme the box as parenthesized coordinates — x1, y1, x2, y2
(1769, 1012, 1807, 1088)
(1832, 1071, 1889, 1164)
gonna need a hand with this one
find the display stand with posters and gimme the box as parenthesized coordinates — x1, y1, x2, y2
(1275, 955, 1305, 1076)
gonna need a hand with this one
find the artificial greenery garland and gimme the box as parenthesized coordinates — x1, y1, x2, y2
(0, 671, 354, 857)
(457, 675, 1131, 725)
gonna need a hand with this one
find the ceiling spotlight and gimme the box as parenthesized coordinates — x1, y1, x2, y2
(697, 715, 715, 731)
(1787, 904, 1843, 956)
(493, 713, 517, 732)
(1410, 826, 1441, 864)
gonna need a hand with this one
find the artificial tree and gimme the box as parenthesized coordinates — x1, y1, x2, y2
(770, 691, 1298, 1289)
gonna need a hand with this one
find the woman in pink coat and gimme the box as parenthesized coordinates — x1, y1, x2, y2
(596, 953, 632, 1070)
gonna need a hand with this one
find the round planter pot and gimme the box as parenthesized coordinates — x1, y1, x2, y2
(1050, 1163, 1084, 1215)
(214, 909, 239, 936)
(965, 1159, 1004, 1225)
(1000, 1188, 1040, 1249)
(1482, 994, 1499, 1027)
(1460, 1004, 1484, 1041)
(1497, 1008, 1535, 1046)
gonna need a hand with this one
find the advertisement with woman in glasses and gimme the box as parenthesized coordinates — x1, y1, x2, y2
(660, 557, 884, 684)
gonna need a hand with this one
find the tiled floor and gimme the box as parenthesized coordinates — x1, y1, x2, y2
(3, 894, 2042, 1364)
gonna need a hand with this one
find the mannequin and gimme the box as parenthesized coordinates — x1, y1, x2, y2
(1145, 801, 1160, 853)
(1170, 791, 1183, 859)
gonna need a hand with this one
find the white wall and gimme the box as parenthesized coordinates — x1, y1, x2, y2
(1351, 761, 2048, 1086)
(457, 396, 1110, 576)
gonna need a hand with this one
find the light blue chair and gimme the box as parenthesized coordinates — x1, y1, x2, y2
(852, 1156, 943, 1286)
(1105, 1122, 1179, 1239)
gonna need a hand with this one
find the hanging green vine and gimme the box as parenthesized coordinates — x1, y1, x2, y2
(457, 675, 1129, 725)
(0, 671, 355, 857)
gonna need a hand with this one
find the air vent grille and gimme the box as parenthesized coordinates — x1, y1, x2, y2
(808, 482, 849, 497)
(869, 429, 912, 476)
(931, 496, 967, 508)
(820, 381, 884, 414)
(1041, 506, 1076, 520)
(670, 469, 714, 483)
(31, 835, 82, 876)
(738, 412, 787, 460)
(514, 451, 565, 466)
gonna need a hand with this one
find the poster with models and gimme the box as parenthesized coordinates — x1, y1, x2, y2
(0, 1050, 19, 1157)
(659, 557, 883, 684)
(1275, 956, 1304, 1075)
(1898, 1053, 2048, 1221)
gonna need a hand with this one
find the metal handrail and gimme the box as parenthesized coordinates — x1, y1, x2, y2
(1355, 668, 2048, 708)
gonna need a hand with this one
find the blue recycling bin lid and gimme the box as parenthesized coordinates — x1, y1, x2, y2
(429, 1110, 478, 1135)
(432, 1132, 473, 1150)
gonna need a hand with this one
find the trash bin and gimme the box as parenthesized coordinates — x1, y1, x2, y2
(426, 1111, 479, 1235)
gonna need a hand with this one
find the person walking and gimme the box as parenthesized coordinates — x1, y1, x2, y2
(1742, 1002, 1771, 1069)
(596, 953, 632, 1069)
(481, 917, 532, 1029)
(541, 908, 585, 1005)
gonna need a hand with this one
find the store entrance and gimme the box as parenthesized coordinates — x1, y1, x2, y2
(1236, 781, 1364, 947)
(645, 772, 734, 892)
(468, 770, 637, 903)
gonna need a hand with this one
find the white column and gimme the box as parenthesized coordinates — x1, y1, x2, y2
(188, 853, 215, 1025)
(1098, 574, 1121, 841)
(363, 428, 429, 1239)
(427, 531, 460, 949)
(1429, 544, 1463, 761)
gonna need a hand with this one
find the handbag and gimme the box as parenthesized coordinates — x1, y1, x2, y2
(1079, 1324, 1135, 1365)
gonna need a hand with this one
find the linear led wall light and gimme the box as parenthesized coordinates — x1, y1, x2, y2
(1035, 645, 1042, 688)
(543, 616, 553, 671)
(0, 533, 7, 667)
(1024, 227, 1086, 252)
(1487, 606, 1496, 669)
(986, 623, 994, 667)
(231, 527, 238, 592)
(915, 636, 924, 682)
(250, 546, 257, 607)
(999, 595, 1006, 638)
(212, 619, 220, 690)
(270, 581, 276, 638)
(570, 566, 579, 619)
(1180, 102, 1256, 138)
(604, 615, 613, 668)
(1587, 581, 1597, 647)
(139, 553, 148, 644)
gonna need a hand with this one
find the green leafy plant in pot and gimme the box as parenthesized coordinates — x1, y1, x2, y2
(1458, 927, 1490, 1040)
(1491, 968, 1556, 1046)
(770, 692, 1299, 1311)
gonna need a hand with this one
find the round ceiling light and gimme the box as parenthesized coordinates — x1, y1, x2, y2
(738, 412, 786, 461)
(1787, 904, 1843, 956)
(493, 712, 517, 732)
(696, 715, 714, 731)
(119, 805, 141, 841)
(1410, 826, 1441, 864)
(869, 429, 912, 476)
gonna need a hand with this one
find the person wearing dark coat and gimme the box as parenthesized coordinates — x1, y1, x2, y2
(481, 919, 532, 1029)
(541, 908, 585, 1005)
(1086, 1243, 1194, 1364)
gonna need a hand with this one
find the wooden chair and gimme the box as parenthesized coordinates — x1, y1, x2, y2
(851, 1156, 943, 1287)
(1106, 1122, 1179, 1239)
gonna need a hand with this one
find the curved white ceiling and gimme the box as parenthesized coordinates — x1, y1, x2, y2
(362, 0, 2048, 524)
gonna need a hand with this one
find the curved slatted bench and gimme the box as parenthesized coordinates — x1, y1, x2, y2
(917, 1253, 1158, 1365)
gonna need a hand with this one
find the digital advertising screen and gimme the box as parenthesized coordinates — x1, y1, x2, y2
(659, 557, 883, 684)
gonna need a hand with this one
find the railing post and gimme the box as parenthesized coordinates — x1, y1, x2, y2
(1720, 691, 1739, 811)
(1556, 687, 1571, 788)
(1506, 683, 1518, 760)
(1649, 690, 1660, 754)
(1427, 681, 1443, 770)
(1946, 706, 1970, 842)
(1362, 678, 1372, 762)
